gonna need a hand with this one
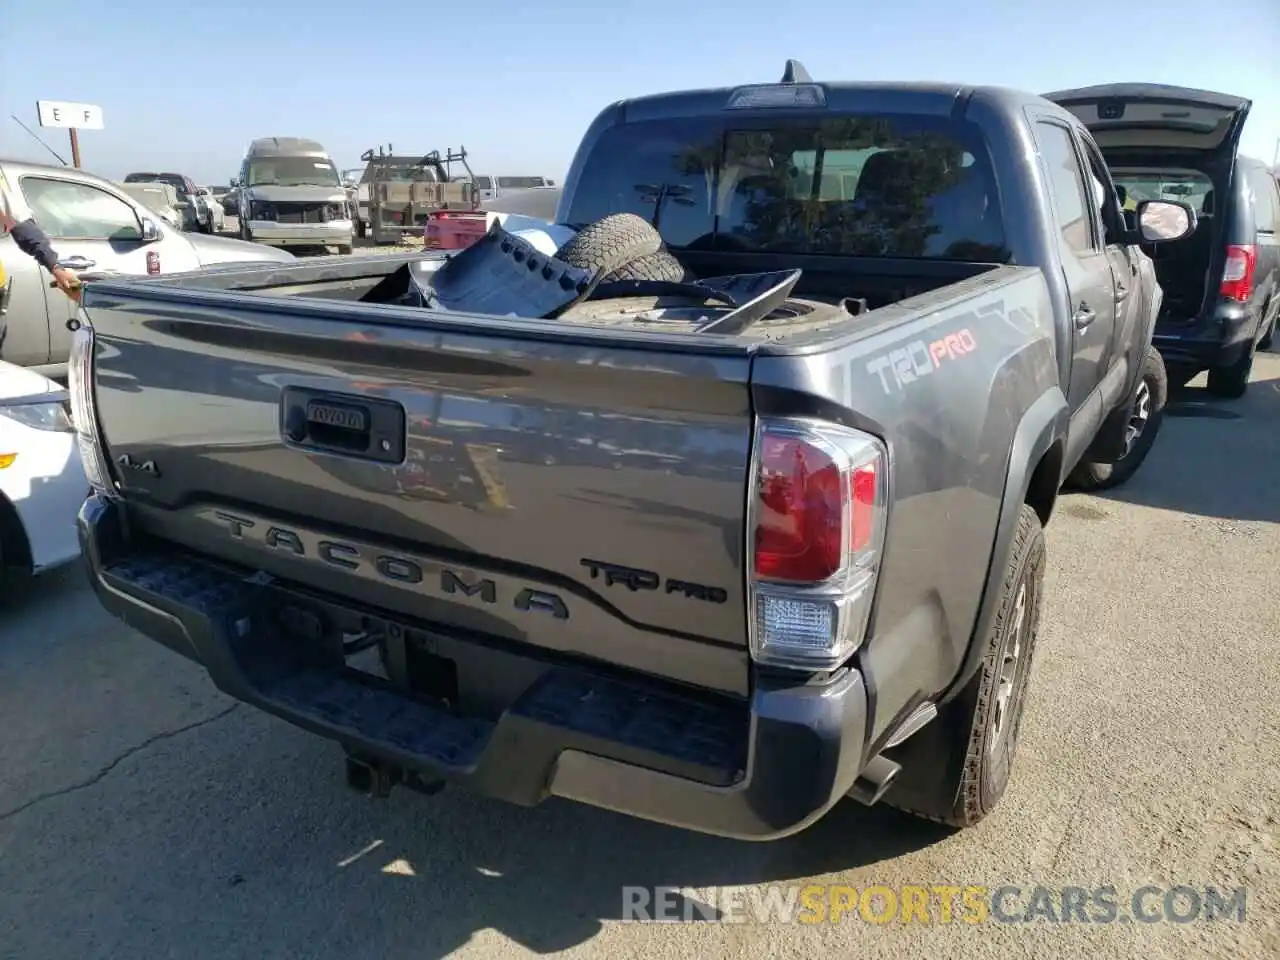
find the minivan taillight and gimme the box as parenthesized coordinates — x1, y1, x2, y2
(1220, 244, 1256, 301)
(748, 418, 887, 670)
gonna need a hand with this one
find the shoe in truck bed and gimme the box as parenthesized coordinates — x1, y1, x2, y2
(72, 64, 1179, 841)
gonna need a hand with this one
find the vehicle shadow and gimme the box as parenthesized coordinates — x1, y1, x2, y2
(192, 728, 956, 958)
(340, 789, 952, 956)
(0, 563, 86, 623)
(0, 688, 957, 958)
(1086, 365, 1280, 525)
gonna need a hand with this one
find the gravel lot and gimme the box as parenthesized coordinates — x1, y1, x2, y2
(0, 357, 1277, 960)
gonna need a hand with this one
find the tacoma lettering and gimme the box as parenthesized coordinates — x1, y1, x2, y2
(441, 570, 497, 604)
(207, 511, 565, 618)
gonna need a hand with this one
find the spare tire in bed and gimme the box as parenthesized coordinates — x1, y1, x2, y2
(561, 293, 854, 333)
(603, 250, 692, 283)
(554, 213, 664, 277)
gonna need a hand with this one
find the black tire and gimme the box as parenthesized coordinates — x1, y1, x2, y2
(336, 245, 353, 256)
(886, 503, 1046, 828)
(1205, 344, 1253, 399)
(1067, 345, 1168, 492)
(554, 213, 663, 277)
(603, 250, 691, 283)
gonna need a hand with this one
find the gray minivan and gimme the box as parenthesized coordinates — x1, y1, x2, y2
(1046, 83, 1280, 397)
(234, 137, 354, 255)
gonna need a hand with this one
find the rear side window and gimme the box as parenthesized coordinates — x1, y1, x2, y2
(1247, 168, 1278, 233)
(565, 114, 1006, 260)
(497, 176, 548, 189)
(1035, 121, 1097, 255)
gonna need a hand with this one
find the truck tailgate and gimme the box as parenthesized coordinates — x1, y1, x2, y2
(85, 297, 755, 696)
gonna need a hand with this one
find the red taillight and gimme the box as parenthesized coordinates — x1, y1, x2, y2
(755, 435, 844, 582)
(1220, 244, 1256, 301)
(754, 427, 882, 582)
(850, 463, 877, 552)
(749, 418, 887, 670)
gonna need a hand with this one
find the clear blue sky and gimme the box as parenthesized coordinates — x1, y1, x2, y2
(1, 0, 1276, 184)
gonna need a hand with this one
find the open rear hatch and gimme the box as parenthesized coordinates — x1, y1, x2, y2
(1043, 83, 1251, 155)
(1045, 83, 1252, 324)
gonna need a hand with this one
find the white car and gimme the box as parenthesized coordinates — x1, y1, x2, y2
(194, 186, 227, 233)
(1, 157, 295, 380)
(0, 361, 86, 593)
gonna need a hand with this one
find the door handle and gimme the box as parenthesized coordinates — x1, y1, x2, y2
(56, 256, 96, 271)
(1073, 303, 1097, 330)
(1114, 283, 1130, 303)
(280, 387, 405, 464)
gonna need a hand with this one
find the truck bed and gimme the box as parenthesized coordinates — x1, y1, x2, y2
(79, 253, 1041, 703)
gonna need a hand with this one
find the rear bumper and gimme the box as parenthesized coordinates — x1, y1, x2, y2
(77, 494, 871, 840)
(1154, 300, 1258, 369)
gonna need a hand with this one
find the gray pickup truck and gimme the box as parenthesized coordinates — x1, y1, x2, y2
(70, 62, 1195, 841)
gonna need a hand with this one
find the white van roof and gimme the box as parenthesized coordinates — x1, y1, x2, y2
(246, 136, 330, 158)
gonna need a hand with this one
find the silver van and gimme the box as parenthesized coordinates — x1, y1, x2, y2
(233, 137, 354, 254)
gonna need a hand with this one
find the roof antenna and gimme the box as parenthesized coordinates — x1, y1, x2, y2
(781, 59, 812, 84)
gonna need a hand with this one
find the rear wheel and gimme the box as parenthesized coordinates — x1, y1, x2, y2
(885, 503, 1046, 828)
(1067, 345, 1167, 491)
(554, 213, 664, 277)
(1205, 343, 1254, 399)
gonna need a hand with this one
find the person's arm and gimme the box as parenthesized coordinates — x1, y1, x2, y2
(6, 216, 60, 271)
(0, 210, 79, 298)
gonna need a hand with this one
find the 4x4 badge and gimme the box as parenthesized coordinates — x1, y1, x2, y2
(116, 454, 160, 477)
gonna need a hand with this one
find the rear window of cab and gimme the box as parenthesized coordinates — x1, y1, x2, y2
(564, 114, 1007, 261)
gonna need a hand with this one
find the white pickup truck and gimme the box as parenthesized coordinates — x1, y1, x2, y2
(0, 159, 293, 378)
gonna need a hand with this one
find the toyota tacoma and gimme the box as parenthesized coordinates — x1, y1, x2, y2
(70, 62, 1194, 840)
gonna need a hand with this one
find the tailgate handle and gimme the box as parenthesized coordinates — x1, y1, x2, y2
(280, 388, 406, 464)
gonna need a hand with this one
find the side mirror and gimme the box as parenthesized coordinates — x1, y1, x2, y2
(140, 217, 160, 242)
(1136, 199, 1197, 243)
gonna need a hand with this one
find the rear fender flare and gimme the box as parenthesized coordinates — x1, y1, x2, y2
(941, 386, 1067, 704)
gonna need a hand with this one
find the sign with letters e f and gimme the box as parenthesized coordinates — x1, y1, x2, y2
(36, 100, 104, 130)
